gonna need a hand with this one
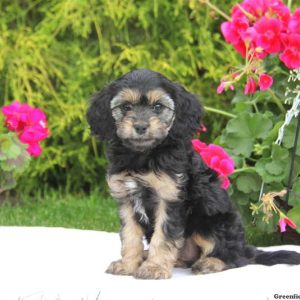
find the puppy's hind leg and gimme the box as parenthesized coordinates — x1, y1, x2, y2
(190, 233, 227, 275)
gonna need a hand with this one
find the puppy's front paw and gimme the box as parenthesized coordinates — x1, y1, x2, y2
(106, 259, 139, 276)
(134, 262, 171, 280)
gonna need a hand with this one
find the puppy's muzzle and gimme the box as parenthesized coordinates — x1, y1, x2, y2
(134, 121, 149, 135)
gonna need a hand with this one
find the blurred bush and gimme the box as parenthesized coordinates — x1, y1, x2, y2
(0, 0, 241, 193)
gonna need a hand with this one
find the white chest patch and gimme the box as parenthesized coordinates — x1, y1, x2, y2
(124, 178, 149, 224)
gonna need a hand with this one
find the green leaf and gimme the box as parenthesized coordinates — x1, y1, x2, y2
(0, 133, 23, 159)
(287, 205, 300, 234)
(236, 173, 261, 194)
(256, 212, 279, 233)
(0, 171, 17, 191)
(255, 144, 289, 183)
(233, 102, 252, 114)
(289, 179, 300, 206)
(263, 121, 284, 146)
(282, 118, 300, 156)
(221, 113, 273, 157)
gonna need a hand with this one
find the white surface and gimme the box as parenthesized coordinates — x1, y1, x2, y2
(0, 227, 300, 300)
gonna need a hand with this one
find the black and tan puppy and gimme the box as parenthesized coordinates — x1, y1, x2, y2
(87, 69, 300, 279)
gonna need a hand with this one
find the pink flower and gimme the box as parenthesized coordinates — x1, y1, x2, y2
(244, 77, 257, 95)
(288, 8, 300, 34)
(192, 139, 208, 153)
(192, 139, 235, 189)
(217, 81, 226, 94)
(19, 124, 49, 144)
(278, 216, 297, 232)
(217, 80, 234, 94)
(268, 1, 291, 30)
(2, 101, 31, 131)
(27, 143, 42, 157)
(258, 73, 273, 91)
(279, 34, 300, 69)
(254, 17, 283, 54)
(1, 100, 49, 157)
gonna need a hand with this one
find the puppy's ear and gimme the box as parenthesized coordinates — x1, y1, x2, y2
(168, 84, 203, 139)
(87, 86, 116, 141)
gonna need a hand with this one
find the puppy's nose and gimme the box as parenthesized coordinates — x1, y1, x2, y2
(134, 122, 148, 135)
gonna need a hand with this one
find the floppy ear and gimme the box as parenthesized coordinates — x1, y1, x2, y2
(86, 86, 116, 141)
(167, 83, 203, 140)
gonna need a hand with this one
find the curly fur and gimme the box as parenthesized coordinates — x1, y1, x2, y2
(87, 69, 300, 279)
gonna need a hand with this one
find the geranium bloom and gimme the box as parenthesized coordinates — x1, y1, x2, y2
(244, 77, 257, 95)
(192, 139, 235, 189)
(278, 216, 297, 232)
(2, 101, 32, 131)
(254, 17, 283, 54)
(279, 34, 300, 69)
(288, 8, 300, 34)
(217, 80, 234, 94)
(258, 73, 273, 90)
(1, 101, 49, 157)
(27, 143, 42, 157)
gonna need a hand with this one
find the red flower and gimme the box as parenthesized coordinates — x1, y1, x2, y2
(221, 17, 249, 45)
(258, 73, 273, 91)
(27, 143, 42, 157)
(268, 1, 291, 30)
(192, 139, 235, 189)
(279, 34, 300, 69)
(217, 80, 234, 94)
(254, 17, 283, 54)
(289, 8, 300, 34)
(1, 101, 49, 157)
(278, 216, 297, 233)
(244, 77, 257, 95)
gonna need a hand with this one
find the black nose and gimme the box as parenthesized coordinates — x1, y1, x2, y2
(134, 123, 148, 135)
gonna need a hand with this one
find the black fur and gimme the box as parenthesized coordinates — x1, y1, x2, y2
(87, 69, 300, 275)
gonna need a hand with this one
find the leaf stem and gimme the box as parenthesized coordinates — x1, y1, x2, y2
(199, 0, 231, 21)
(204, 106, 236, 118)
(232, 167, 256, 175)
(268, 89, 285, 113)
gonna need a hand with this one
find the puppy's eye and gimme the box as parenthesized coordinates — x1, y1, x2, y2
(122, 103, 133, 112)
(153, 103, 163, 114)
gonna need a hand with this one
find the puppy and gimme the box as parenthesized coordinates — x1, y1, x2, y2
(87, 69, 300, 279)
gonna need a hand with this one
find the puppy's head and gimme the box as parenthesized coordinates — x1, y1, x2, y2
(87, 69, 202, 152)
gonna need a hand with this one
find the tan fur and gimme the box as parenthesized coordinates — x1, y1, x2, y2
(176, 237, 200, 267)
(146, 89, 167, 105)
(116, 116, 135, 139)
(192, 233, 215, 257)
(191, 257, 226, 274)
(119, 88, 140, 104)
(148, 116, 167, 135)
(135, 200, 183, 279)
(190, 233, 226, 274)
(134, 171, 180, 201)
(107, 172, 130, 199)
(106, 203, 144, 275)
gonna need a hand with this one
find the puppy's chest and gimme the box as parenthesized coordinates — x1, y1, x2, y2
(107, 171, 186, 224)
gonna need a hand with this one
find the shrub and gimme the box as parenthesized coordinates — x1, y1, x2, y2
(0, 0, 240, 193)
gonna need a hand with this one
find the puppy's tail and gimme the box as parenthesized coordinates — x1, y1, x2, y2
(254, 249, 300, 266)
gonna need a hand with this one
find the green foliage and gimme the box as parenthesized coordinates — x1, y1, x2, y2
(1, 0, 299, 240)
(0, 190, 119, 231)
(0, 0, 240, 193)
(0, 132, 30, 192)
(219, 77, 300, 235)
(221, 112, 273, 157)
